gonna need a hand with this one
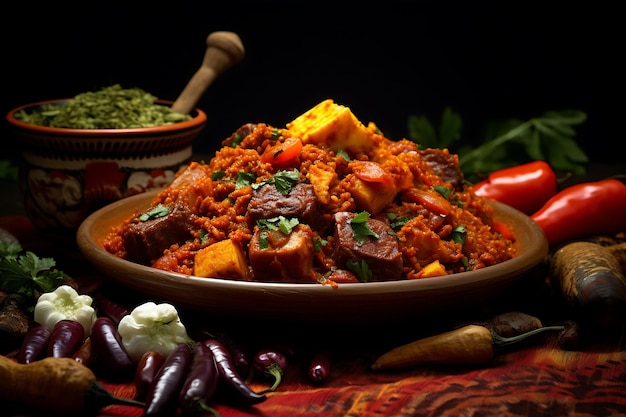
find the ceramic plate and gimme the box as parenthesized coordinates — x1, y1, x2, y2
(77, 191, 548, 322)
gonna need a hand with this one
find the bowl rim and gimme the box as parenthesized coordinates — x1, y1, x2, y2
(6, 98, 207, 136)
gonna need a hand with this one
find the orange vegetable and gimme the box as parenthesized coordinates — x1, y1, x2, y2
(370, 324, 564, 371)
(261, 136, 303, 166)
(0, 355, 144, 415)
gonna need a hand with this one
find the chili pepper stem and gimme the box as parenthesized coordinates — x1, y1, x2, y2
(86, 380, 145, 410)
(189, 400, 220, 417)
(261, 363, 283, 393)
(492, 325, 565, 352)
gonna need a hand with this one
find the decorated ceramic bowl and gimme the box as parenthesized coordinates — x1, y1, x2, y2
(6, 98, 207, 243)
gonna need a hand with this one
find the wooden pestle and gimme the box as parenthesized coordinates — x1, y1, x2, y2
(171, 31, 245, 114)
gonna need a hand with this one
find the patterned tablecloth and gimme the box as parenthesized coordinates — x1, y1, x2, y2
(2, 215, 625, 417)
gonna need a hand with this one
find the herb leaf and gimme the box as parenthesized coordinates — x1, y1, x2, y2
(254, 169, 300, 195)
(137, 204, 170, 221)
(346, 259, 372, 282)
(0, 241, 71, 311)
(349, 211, 380, 243)
(407, 108, 588, 182)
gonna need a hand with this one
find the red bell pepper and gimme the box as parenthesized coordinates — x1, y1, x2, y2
(531, 178, 626, 246)
(472, 160, 557, 215)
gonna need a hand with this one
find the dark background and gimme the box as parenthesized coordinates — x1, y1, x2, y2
(2, 1, 623, 164)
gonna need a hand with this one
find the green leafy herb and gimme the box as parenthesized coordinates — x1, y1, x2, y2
(407, 108, 588, 182)
(211, 170, 226, 180)
(349, 211, 380, 243)
(346, 259, 372, 282)
(336, 149, 350, 161)
(0, 241, 72, 311)
(258, 231, 270, 249)
(408, 107, 462, 150)
(386, 212, 412, 229)
(257, 216, 299, 235)
(253, 169, 300, 195)
(0, 160, 18, 181)
(14, 84, 192, 129)
(313, 237, 328, 252)
(137, 204, 170, 221)
(450, 225, 467, 245)
(236, 171, 257, 189)
(199, 229, 209, 244)
(230, 132, 245, 148)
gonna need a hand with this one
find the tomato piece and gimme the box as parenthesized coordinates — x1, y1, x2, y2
(350, 161, 393, 185)
(261, 137, 303, 165)
(492, 220, 516, 241)
(402, 188, 452, 216)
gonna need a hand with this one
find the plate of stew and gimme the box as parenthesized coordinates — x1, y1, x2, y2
(76, 100, 548, 322)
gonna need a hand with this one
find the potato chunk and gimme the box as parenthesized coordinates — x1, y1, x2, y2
(194, 239, 249, 280)
(342, 175, 397, 215)
(248, 224, 316, 282)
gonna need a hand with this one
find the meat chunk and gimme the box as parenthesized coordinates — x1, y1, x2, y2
(332, 212, 403, 281)
(248, 183, 321, 228)
(248, 224, 316, 282)
(419, 148, 464, 189)
(121, 201, 196, 265)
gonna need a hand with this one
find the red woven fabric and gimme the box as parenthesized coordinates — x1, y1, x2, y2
(3, 216, 626, 417)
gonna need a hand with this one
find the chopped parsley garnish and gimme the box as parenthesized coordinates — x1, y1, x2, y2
(434, 185, 464, 208)
(137, 204, 170, 221)
(253, 169, 300, 195)
(336, 148, 350, 161)
(258, 231, 270, 249)
(346, 259, 372, 282)
(211, 170, 226, 180)
(313, 237, 328, 252)
(257, 216, 299, 235)
(256, 216, 300, 248)
(230, 132, 245, 148)
(433, 185, 451, 199)
(236, 171, 257, 189)
(386, 212, 412, 229)
(349, 211, 380, 243)
(450, 225, 467, 244)
(199, 229, 209, 244)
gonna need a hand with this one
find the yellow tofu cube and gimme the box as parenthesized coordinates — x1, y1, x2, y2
(286, 99, 373, 152)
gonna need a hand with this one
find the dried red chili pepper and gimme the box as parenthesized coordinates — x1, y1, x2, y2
(531, 178, 626, 245)
(473, 160, 557, 215)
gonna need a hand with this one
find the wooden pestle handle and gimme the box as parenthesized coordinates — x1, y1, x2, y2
(171, 31, 245, 114)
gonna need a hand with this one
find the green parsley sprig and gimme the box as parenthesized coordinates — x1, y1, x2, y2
(407, 108, 588, 183)
(0, 241, 73, 312)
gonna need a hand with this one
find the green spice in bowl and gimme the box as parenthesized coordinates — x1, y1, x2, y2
(6, 84, 207, 244)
